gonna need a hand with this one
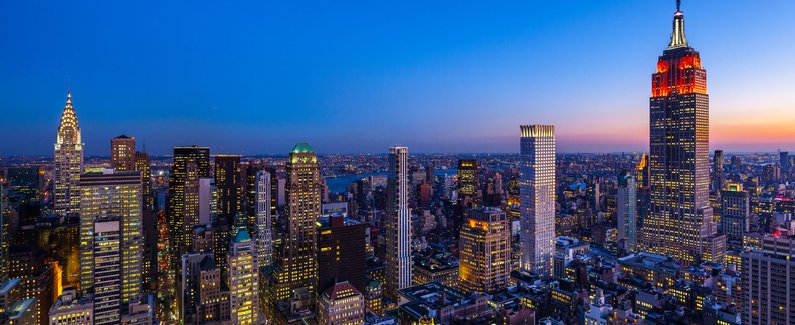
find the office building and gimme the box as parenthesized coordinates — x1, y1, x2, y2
(617, 171, 638, 251)
(79, 170, 143, 312)
(48, 289, 93, 325)
(642, 2, 723, 265)
(92, 218, 122, 325)
(168, 146, 210, 254)
(741, 235, 795, 325)
(459, 207, 511, 293)
(457, 159, 478, 206)
(317, 282, 364, 325)
(110, 135, 136, 171)
(265, 143, 321, 308)
(214, 154, 242, 218)
(713, 150, 724, 194)
(780, 151, 789, 172)
(519, 125, 556, 278)
(317, 216, 368, 293)
(54, 91, 83, 215)
(385, 146, 412, 299)
(720, 184, 750, 242)
(134, 151, 154, 211)
(228, 228, 258, 325)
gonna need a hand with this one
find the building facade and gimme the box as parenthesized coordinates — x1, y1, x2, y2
(79, 170, 143, 312)
(168, 146, 210, 254)
(519, 125, 556, 278)
(228, 228, 259, 325)
(110, 135, 136, 171)
(459, 207, 511, 293)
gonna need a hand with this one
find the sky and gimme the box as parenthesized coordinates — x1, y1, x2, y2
(1, 1, 794, 156)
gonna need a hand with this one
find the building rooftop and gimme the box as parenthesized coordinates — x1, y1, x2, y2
(291, 142, 314, 154)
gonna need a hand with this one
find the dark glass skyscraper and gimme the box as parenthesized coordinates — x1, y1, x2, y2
(168, 146, 211, 253)
(641, 2, 723, 265)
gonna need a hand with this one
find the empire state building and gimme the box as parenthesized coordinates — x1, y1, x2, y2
(54, 91, 84, 215)
(641, 1, 725, 265)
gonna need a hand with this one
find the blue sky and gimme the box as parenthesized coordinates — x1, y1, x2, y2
(1, 1, 794, 155)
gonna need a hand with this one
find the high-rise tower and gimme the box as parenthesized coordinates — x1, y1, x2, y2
(254, 170, 272, 267)
(168, 146, 210, 253)
(617, 171, 638, 251)
(110, 135, 136, 171)
(641, 1, 723, 265)
(713, 150, 724, 194)
(266, 143, 321, 305)
(54, 91, 83, 215)
(214, 154, 242, 218)
(79, 170, 143, 313)
(385, 146, 412, 299)
(519, 125, 556, 278)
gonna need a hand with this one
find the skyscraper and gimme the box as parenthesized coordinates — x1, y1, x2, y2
(459, 207, 511, 294)
(266, 143, 321, 304)
(635, 153, 650, 189)
(713, 150, 724, 194)
(317, 216, 368, 293)
(457, 159, 479, 206)
(228, 228, 259, 325)
(214, 154, 242, 219)
(79, 170, 143, 312)
(780, 151, 790, 172)
(110, 135, 136, 171)
(134, 151, 154, 211)
(519, 125, 556, 278)
(641, 2, 722, 265)
(720, 184, 750, 243)
(91, 217, 122, 325)
(741, 235, 795, 325)
(617, 171, 638, 251)
(168, 146, 210, 253)
(54, 91, 83, 215)
(385, 146, 412, 299)
(254, 170, 272, 267)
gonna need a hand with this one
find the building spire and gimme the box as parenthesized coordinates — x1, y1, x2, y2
(668, 0, 688, 49)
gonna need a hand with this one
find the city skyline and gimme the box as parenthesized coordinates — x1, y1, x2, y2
(1, 1, 795, 155)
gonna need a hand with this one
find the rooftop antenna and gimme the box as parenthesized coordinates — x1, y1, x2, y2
(676, 0, 681, 11)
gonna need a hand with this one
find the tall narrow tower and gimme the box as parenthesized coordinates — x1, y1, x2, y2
(271, 143, 321, 301)
(255, 170, 273, 266)
(54, 91, 83, 215)
(385, 146, 412, 299)
(642, 1, 722, 265)
(519, 125, 556, 278)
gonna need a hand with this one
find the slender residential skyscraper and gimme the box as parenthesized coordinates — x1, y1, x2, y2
(110, 135, 136, 171)
(617, 171, 638, 251)
(642, 1, 722, 265)
(519, 125, 555, 278)
(254, 170, 272, 267)
(79, 170, 143, 313)
(385, 146, 412, 299)
(54, 91, 83, 215)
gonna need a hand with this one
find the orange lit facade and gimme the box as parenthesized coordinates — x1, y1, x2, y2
(459, 207, 510, 294)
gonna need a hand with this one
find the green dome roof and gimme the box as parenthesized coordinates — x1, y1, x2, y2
(291, 142, 314, 154)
